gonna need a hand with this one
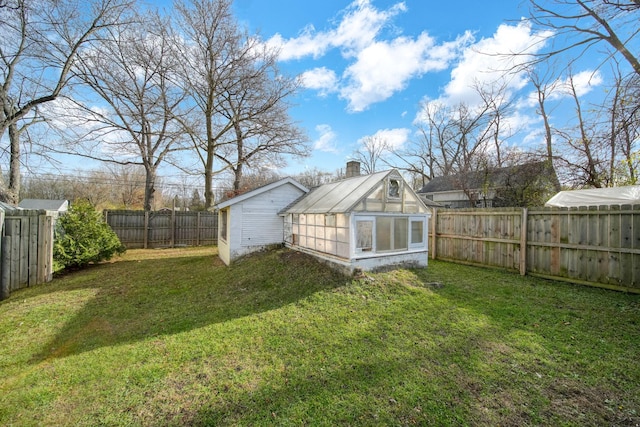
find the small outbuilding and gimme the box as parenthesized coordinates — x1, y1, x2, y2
(281, 168, 431, 274)
(545, 185, 640, 207)
(215, 178, 308, 265)
(18, 199, 69, 215)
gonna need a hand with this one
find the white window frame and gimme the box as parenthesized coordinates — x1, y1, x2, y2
(220, 208, 228, 242)
(409, 216, 426, 250)
(353, 214, 427, 255)
(354, 216, 374, 254)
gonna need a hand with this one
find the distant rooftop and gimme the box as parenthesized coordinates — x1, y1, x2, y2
(18, 199, 69, 212)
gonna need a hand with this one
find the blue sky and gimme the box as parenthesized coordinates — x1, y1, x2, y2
(229, 0, 558, 175)
(27, 0, 615, 189)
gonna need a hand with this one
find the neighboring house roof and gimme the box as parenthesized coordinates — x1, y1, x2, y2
(215, 178, 309, 210)
(18, 199, 68, 211)
(418, 162, 556, 194)
(546, 185, 640, 207)
(284, 169, 422, 214)
(0, 201, 21, 213)
(419, 197, 444, 208)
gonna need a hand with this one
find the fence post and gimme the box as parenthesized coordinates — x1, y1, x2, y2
(431, 208, 437, 260)
(1, 237, 10, 300)
(144, 211, 149, 249)
(520, 207, 528, 276)
(196, 212, 201, 246)
(170, 209, 176, 248)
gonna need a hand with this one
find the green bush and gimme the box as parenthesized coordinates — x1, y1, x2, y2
(53, 200, 125, 271)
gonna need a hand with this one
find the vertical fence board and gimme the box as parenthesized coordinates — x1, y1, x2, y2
(37, 213, 53, 284)
(1, 237, 10, 300)
(28, 214, 39, 286)
(7, 218, 20, 291)
(19, 214, 29, 287)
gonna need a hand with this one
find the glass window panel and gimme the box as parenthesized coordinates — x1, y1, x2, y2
(220, 210, 228, 241)
(376, 217, 392, 251)
(369, 186, 384, 201)
(388, 178, 401, 198)
(356, 220, 373, 251)
(411, 220, 423, 244)
(325, 214, 336, 227)
(394, 218, 408, 250)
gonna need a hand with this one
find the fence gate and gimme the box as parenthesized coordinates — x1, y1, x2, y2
(1, 209, 54, 301)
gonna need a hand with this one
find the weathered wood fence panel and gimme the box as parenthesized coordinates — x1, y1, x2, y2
(430, 205, 640, 293)
(104, 210, 218, 249)
(431, 208, 524, 272)
(1, 210, 54, 301)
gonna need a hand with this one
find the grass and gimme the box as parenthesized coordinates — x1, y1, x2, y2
(0, 246, 639, 426)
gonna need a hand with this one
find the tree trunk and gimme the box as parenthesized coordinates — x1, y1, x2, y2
(6, 123, 21, 205)
(204, 113, 215, 209)
(233, 122, 244, 192)
(537, 89, 562, 192)
(144, 166, 157, 211)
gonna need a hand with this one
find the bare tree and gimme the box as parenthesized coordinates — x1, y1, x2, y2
(62, 11, 191, 211)
(0, 0, 131, 204)
(175, 0, 237, 209)
(101, 164, 146, 209)
(549, 70, 612, 188)
(412, 99, 462, 178)
(352, 135, 390, 174)
(608, 63, 640, 184)
(524, 0, 640, 76)
(528, 67, 564, 192)
(293, 167, 337, 188)
(214, 37, 309, 194)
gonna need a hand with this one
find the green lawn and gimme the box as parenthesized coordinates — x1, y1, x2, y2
(1, 246, 638, 426)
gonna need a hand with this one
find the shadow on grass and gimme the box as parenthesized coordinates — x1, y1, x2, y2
(186, 262, 640, 426)
(29, 248, 348, 364)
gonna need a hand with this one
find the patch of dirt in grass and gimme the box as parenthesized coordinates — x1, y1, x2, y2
(474, 390, 537, 427)
(543, 378, 640, 426)
(278, 249, 312, 264)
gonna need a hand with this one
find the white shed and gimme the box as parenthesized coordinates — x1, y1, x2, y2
(214, 178, 308, 265)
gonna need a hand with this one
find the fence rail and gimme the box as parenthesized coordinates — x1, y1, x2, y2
(104, 210, 218, 249)
(1, 209, 54, 301)
(429, 205, 640, 293)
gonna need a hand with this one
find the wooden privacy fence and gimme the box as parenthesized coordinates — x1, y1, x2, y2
(1, 209, 55, 301)
(430, 205, 640, 293)
(104, 210, 218, 249)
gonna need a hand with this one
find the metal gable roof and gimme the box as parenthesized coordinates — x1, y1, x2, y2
(284, 170, 394, 214)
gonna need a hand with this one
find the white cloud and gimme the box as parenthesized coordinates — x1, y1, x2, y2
(330, 0, 407, 59)
(442, 21, 553, 107)
(267, 0, 468, 111)
(557, 70, 603, 98)
(300, 67, 338, 95)
(359, 128, 410, 151)
(341, 32, 470, 112)
(313, 124, 340, 153)
(268, 0, 406, 61)
(267, 27, 330, 60)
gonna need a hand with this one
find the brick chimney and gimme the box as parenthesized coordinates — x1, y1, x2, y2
(345, 161, 361, 178)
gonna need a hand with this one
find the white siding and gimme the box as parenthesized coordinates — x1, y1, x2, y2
(218, 208, 231, 265)
(240, 184, 300, 246)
